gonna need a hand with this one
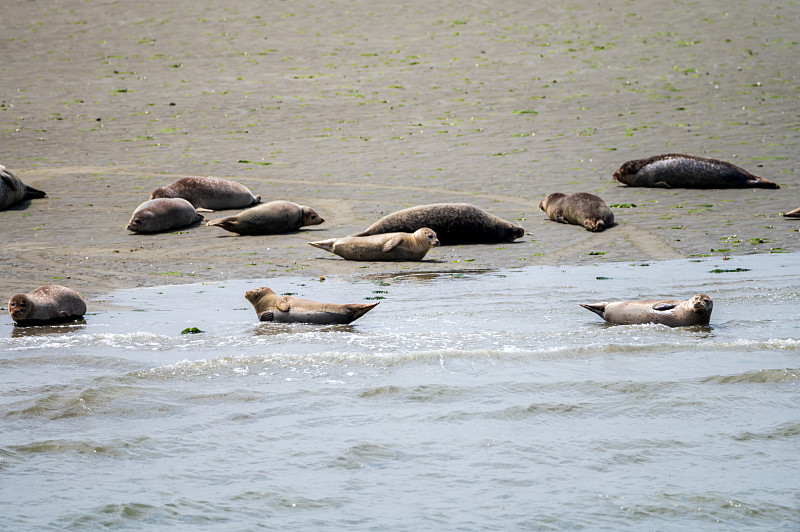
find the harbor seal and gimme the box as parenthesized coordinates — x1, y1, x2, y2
(206, 200, 323, 235)
(245, 287, 378, 324)
(150, 176, 261, 210)
(783, 207, 800, 218)
(0, 164, 46, 210)
(539, 192, 615, 232)
(8, 285, 87, 325)
(127, 198, 203, 233)
(352, 203, 525, 245)
(308, 228, 440, 261)
(580, 294, 712, 326)
(613, 153, 779, 189)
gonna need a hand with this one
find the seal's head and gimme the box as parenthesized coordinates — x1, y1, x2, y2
(7, 294, 30, 321)
(538, 193, 565, 213)
(690, 294, 713, 313)
(245, 287, 275, 304)
(149, 186, 171, 200)
(301, 206, 324, 227)
(415, 227, 440, 249)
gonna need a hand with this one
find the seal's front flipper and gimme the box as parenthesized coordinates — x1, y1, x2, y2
(259, 311, 274, 322)
(652, 302, 677, 311)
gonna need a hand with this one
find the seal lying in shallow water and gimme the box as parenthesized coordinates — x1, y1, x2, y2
(783, 207, 800, 218)
(308, 228, 440, 261)
(8, 285, 87, 325)
(245, 287, 378, 324)
(352, 203, 525, 245)
(539, 192, 614, 232)
(613, 154, 779, 189)
(580, 294, 712, 326)
(127, 198, 203, 233)
(207, 200, 323, 235)
(0, 164, 46, 210)
(150, 176, 261, 210)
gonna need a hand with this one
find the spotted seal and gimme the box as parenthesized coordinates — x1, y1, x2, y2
(0, 164, 46, 210)
(150, 176, 261, 210)
(8, 285, 87, 325)
(244, 287, 378, 324)
(613, 153, 779, 189)
(308, 228, 440, 261)
(127, 198, 203, 233)
(539, 192, 615, 232)
(352, 203, 524, 245)
(580, 294, 713, 326)
(206, 200, 323, 235)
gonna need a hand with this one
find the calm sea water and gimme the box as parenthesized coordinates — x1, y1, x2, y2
(1, 253, 798, 531)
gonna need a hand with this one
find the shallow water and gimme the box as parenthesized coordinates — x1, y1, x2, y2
(1, 254, 799, 531)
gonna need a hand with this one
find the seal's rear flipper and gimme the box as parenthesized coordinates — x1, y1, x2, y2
(579, 302, 606, 318)
(784, 206, 800, 218)
(308, 239, 336, 253)
(23, 184, 47, 200)
(345, 301, 379, 323)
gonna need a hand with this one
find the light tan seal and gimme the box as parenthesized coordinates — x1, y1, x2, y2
(352, 203, 525, 245)
(539, 192, 615, 232)
(580, 294, 712, 326)
(0, 164, 46, 210)
(127, 198, 203, 233)
(783, 207, 800, 218)
(8, 285, 87, 325)
(150, 176, 261, 210)
(613, 153, 779, 189)
(207, 200, 323, 235)
(308, 228, 440, 261)
(245, 287, 378, 324)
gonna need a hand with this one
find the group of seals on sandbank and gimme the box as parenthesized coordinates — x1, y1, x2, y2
(1, 151, 795, 327)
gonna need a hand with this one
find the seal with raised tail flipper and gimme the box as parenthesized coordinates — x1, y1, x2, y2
(127, 198, 203, 233)
(580, 294, 712, 326)
(352, 203, 524, 245)
(613, 153, 779, 189)
(245, 287, 378, 324)
(8, 285, 87, 325)
(0, 164, 46, 210)
(309, 227, 440, 261)
(207, 200, 323, 235)
(150, 176, 261, 210)
(539, 192, 615, 232)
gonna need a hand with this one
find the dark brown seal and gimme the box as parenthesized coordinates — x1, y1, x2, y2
(580, 294, 712, 326)
(8, 285, 87, 325)
(0, 164, 46, 210)
(206, 200, 323, 235)
(127, 198, 204, 233)
(244, 287, 378, 324)
(539, 192, 615, 232)
(150, 176, 261, 210)
(613, 153, 779, 189)
(308, 228, 440, 261)
(352, 203, 525, 245)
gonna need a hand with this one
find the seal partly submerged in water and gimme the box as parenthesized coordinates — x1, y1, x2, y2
(308, 228, 440, 261)
(352, 203, 524, 245)
(0, 164, 46, 210)
(206, 200, 324, 235)
(150, 176, 261, 210)
(580, 294, 713, 326)
(539, 192, 615, 232)
(613, 154, 779, 189)
(245, 287, 378, 324)
(8, 285, 87, 326)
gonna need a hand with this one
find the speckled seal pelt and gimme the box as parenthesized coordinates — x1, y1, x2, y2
(8, 285, 87, 326)
(308, 228, 440, 261)
(613, 153, 779, 189)
(539, 192, 614, 232)
(352, 203, 525, 245)
(580, 294, 713, 327)
(245, 287, 378, 324)
(206, 200, 323, 235)
(0, 164, 46, 210)
(150, 176, 261, 210)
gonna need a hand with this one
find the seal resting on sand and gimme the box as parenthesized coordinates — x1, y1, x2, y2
(127, 198, 203, 233)
(352, 203, 524, 245)
(150, 176, 261, 210)
(244, 287, 378, 324)
(613, 154, 779, 189)
(8, 285, 87, 325)
(0, 164, 46, 210)
(783, 207, 800, 218)
(308, 228, 440, 261)
(207, 200, 323, 235)
(539, 192, 615, 232)
(580, 294, 712, 326)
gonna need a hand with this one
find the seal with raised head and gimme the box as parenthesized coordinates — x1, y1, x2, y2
(8, 285, 87, 325)
(580, 294, 712, 326)
(206, 200, 323, 235)
(245, 287, 378, 324)
(352, 203, 524, 245)
(0, 164, 46, 210)
(150, 176, 261, 210)
(613, 153, 779, 189)
(539, 192, 615, 232)
(783, 207, 800, 218)
(127, 198, 203, 233)
(308, 227, 440, 261)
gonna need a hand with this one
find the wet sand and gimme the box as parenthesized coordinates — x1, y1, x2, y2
(1, 0, 798, 300)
